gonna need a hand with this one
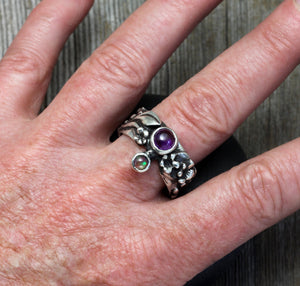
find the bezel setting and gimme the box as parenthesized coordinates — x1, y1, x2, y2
(150, 127, 178, 155)
(132, 152, 151, 173)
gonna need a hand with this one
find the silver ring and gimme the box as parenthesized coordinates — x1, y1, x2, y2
(118, 107, 197, 199)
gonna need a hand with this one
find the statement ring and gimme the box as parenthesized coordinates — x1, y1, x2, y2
(118, 107, 197, 199)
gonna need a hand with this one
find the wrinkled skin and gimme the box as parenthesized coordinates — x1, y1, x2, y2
(0, 0, 299, 285)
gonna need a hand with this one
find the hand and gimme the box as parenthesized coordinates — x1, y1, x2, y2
(0, 0, 299, 285)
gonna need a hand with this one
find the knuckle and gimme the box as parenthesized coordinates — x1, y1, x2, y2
(260, 22, 294, 61)
(172, 82, 232, 143)
(86, 40, 150, 91)
(1, 49, 50, 86)
(0, 4, 60, 85)
(234, 159, 285, 226)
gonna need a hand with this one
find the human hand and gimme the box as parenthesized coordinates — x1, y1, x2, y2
(0, 0, 299, 285)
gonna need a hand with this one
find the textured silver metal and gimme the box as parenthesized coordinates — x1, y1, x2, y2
(118, 107, 197, 199)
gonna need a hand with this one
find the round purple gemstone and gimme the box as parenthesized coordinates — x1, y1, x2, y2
(154, 128, 176, 151)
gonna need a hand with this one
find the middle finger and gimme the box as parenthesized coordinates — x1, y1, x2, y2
(154, 0, 300, 163)
(38, 0, 223, 144)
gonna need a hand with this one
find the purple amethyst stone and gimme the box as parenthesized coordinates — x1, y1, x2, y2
(153, 128, 176, 151)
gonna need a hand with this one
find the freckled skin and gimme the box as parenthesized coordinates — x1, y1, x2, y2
(0, 0, 299, 285)
(0, 122, 188, 285)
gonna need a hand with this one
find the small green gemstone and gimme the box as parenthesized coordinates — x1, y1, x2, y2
(132, 153, 150, 172)
(135, 156, 148, 170)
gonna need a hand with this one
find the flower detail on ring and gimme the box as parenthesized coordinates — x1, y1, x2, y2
(134, 127, 149, 145)
(159, 152, 196, 187)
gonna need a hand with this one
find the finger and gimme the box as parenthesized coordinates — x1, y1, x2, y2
(100, 0, 300, 202)
(40, 0, 223, 143)
(157, 138, 300, 285)
(0, 0, 94, 118)
(154, 0, 300, 162)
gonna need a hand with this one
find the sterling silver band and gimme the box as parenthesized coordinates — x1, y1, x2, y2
(118, 107, 197, 199)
